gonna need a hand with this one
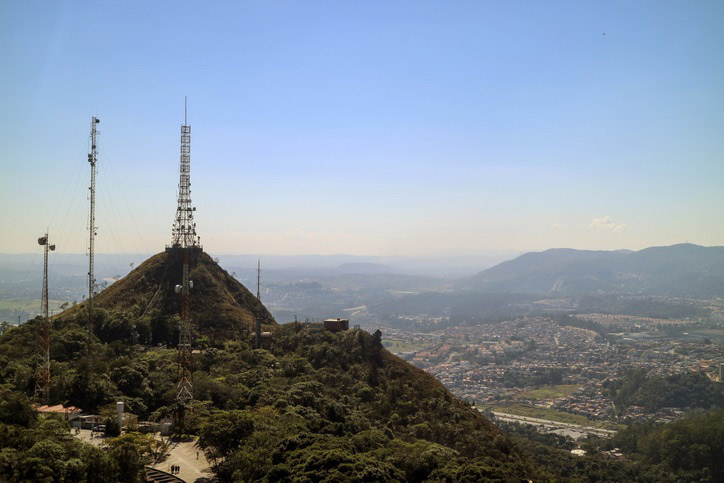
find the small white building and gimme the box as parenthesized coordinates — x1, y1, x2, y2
(77, 414, 104, 429)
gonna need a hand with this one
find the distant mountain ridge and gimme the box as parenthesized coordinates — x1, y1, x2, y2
(461, 244, 724, 297)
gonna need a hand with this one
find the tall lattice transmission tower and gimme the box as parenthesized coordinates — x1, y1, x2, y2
(171, 98, 200, 250)
(170, 98, 200, 431)
(35, 234, 55, 403)
(87, 117, 100, 357)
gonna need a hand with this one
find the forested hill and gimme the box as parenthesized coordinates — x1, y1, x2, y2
(0, 319, 540, 481)
(461, 243, 724, 297)
(0, 252, 540, 481)
(60, 249, 275, 343)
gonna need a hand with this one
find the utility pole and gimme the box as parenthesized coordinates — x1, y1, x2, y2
(35, 233, 55, 404)
(87, 117, 100, 356)
(255, 257, 261, 349)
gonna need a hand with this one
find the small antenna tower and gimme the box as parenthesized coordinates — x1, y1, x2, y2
(172, 98, 197, 431)
(255, 257, 261, 349)
(87, 117, 100, 356)
(35, 233, 55, 404)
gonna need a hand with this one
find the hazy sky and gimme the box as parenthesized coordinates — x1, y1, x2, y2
(1, 1, 723, 256)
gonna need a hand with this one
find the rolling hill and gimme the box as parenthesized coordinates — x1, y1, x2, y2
(0, 248, 540, 481)
(62, 249, 275, 342)
(461, 244, 724, 297)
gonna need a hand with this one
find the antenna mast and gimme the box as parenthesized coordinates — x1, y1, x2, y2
(87, 117, 100, 356)
(171, 98, 197, 431)
(172, 97, 199, 249)
(35, 233, 55, 404)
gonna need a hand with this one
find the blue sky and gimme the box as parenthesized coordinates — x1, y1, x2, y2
(1, 1, 723, 255)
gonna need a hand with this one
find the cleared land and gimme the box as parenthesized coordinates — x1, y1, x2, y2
(516, 384, 580, 400)
(383, 340, 426, 352)
(0, 299, 68, 322)
(490, 404, 623, 430)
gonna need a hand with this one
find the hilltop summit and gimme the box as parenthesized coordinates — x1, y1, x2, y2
(85, 249, 275, 341)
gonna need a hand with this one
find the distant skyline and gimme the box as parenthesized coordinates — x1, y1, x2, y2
(1, 1, 723, 256)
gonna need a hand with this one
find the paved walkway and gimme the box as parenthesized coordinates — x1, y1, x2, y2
(74, 428, 108, 447)
(151, 436, 213, 483)
(72, 430, 213, 482)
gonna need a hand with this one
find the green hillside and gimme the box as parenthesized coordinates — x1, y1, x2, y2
(0, 252, 540, 481)
(0, 318, 539, 481)
(60, 249, 275, 344)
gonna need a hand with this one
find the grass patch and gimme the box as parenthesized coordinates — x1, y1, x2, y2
(383, 340, 426, 353)
(516, 384, 580, 400)
(690, 328, 724, 336)
(0, 299, 68, 322)
(490, 404, 623, 430)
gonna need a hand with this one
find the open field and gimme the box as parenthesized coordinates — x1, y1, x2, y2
(383, 340, 427, 353)
(688, 327, 724, 338)
(489, 404, 624, 431)
(0, 299, 68, 323)
(516, 384, 580, 400)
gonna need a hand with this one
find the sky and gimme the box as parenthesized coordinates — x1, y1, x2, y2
(1, 0, 723, 257)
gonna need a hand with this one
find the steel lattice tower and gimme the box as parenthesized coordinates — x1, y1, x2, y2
(172, 99, 197, 430)
(87, 117, 100, 356)
(171, 99, 200, 249)
(35, 234, 55, 403)
(176, 246, 193, 410)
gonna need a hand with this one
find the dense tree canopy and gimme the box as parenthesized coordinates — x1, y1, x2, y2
(0, 316, 540, 481)
(0, 390, 146, 482)
(606, 368, 724, 412)
(2, 303, 722, 481)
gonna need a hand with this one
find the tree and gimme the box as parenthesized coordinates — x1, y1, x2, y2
(372, 329, 383, 366)
(103, 433, 158, 483)
(0, 392, 36, 427)
(104, 416, 121, 437)
(199, 410, 255, 461)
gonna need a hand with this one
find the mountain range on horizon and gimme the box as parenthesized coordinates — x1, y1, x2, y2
(460, 243, 724, 297)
